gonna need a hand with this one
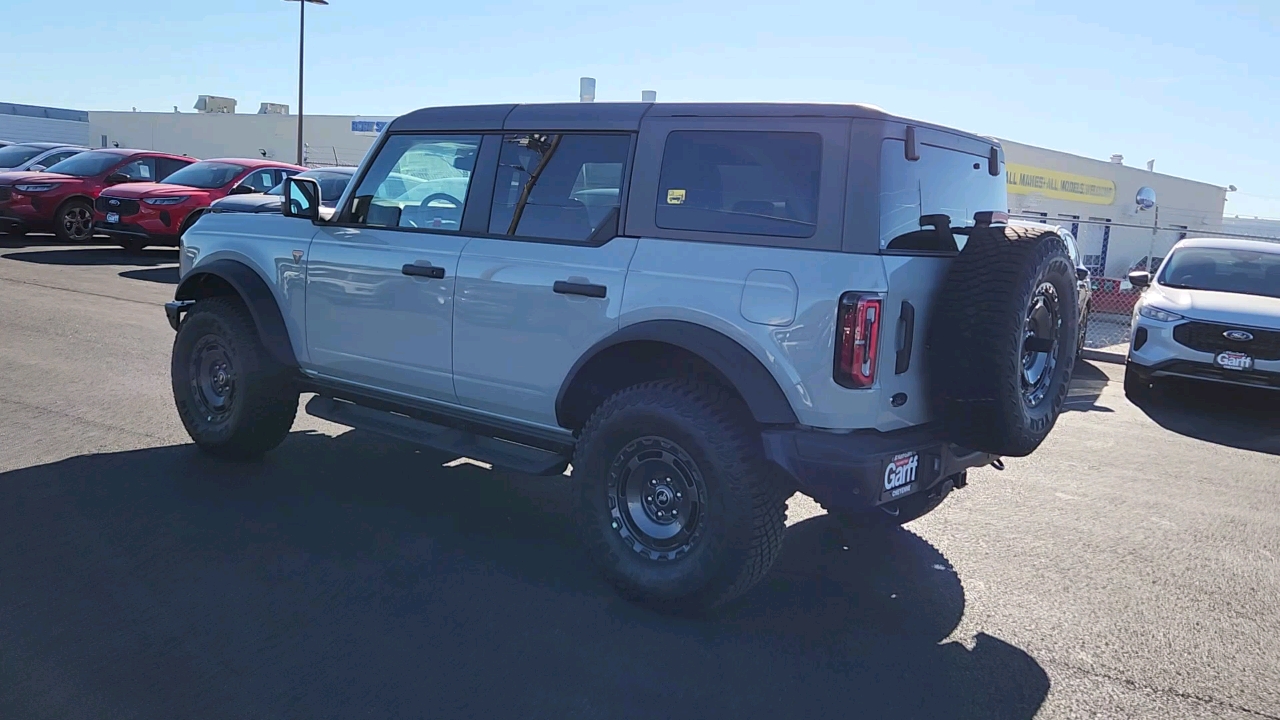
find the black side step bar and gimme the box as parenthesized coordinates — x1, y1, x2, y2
(305, 396, 571, 476)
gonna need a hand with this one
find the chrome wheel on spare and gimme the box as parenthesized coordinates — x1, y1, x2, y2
(1021, 282, 1062, 408)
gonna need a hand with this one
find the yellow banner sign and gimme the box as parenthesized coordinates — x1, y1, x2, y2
(1006, 163, 1116, 205)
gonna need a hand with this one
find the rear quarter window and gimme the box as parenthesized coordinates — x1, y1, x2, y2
(880, 139, 1006, 251)
(655, 131, 821, 239)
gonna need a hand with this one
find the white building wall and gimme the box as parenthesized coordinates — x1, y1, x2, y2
(1001, 139, 1227, 278)
(88, 112, 378, 167)
(0, 110, 90, 145)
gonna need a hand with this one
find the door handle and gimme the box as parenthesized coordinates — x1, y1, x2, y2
(402, 263, 445, 279)
(553, 281, 607, 298)
(895, 300, 915, 375)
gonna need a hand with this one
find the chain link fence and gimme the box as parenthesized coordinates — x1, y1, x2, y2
(1012, 215, 1280, 352)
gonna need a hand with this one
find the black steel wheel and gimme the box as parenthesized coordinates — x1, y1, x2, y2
(609, 436, 708, 561)
(576, 379, 788, 611)
(171, 296, 298, 459)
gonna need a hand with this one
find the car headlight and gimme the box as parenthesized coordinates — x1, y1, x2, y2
(1138, 304, 1184, 323)
(14, 183, 56, 193)
(143, 196, 189, 206)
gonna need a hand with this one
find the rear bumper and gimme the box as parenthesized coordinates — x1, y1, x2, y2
(762, 424, 998, 512)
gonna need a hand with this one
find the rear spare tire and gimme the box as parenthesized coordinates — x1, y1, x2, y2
(928, 225, 1078, 457)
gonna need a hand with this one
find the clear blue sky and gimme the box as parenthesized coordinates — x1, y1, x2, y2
(5, 0, 1279, 217)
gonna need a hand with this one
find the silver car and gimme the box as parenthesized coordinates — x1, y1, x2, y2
(1125, 237, 1280, 399)
(0, 142, 87, 172)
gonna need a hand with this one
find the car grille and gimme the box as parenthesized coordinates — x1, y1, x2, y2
(1157, 360, 1280, 389)
(0, 187, 11, 202)
(95, 196, 140, 216)
(1173, 322, 1280, 361)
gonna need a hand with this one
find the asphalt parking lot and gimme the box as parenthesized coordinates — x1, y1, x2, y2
(0, 236, 1277, 720)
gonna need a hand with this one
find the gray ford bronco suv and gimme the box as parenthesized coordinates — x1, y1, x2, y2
(167, 103, 1078, 610)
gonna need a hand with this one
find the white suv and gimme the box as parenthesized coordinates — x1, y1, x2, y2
(1125, 236, 1280, 400)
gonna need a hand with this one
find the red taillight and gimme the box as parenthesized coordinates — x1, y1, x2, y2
(834, 294, 882, 389)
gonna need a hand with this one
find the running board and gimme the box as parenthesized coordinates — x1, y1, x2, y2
(305, 396, 571, 476)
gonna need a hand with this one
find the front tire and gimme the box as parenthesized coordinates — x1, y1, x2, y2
(575, 379, 788, 611)
(171, 296, 298, 459)
(1124, 364, 1153, 403)
(54, 199, 95, 243)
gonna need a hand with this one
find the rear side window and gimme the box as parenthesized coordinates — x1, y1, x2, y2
(880, 140, 1006, 251)
(655, 131, 821, 239)
(489, 133, 631, 243)
(156, 157, 192, 181)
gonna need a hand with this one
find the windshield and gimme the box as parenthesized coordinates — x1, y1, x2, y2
(0, 145, 45, 168)
(268, 170, 352, 206)
(1157, 246, 1280, 299)
(162, 161, 246, 189)
(45, 150, 121, 177)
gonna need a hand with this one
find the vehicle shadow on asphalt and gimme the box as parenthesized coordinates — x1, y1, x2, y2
(0, 430, 1048, 720)
(1136, 380, 1280, 455)
(119, 266, 179, 284)
(1063, 360, 1113, 413)
(2, 246, 178, 267)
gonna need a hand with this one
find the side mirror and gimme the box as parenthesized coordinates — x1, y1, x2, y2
(29, 165, 47, 172)
(282, 177, 321, 222)
(228, 185, 258, 195)
(104, 173, 129, 185)
(1127, 271, 1151, 288)
(1076, 267, 1090, 282)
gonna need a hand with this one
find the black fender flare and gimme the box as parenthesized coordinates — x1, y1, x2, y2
(555, 320, 799, 428)
(175, 259, 298, 368)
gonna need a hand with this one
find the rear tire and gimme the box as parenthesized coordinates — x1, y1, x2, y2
(54, 199, 94, 243)
(929, 226, 1079, 457)
(171, 296, 298, 459)
(575, 379, 788, 612)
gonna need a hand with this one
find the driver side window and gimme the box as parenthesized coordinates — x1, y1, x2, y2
(347, 134, 480, 231)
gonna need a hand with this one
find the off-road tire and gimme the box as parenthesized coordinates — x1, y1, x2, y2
(171, 296, 298, 459)
(54, 198, 94, 243)
(928, 225, 1079, 457)
(1077, 305, 1091, 358)
(1124, 364, 1153, 403)
(575, 379, 788, 612)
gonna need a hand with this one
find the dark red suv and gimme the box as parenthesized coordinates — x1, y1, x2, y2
(95, 158, 306, 252)
(0, 149, 194, 242)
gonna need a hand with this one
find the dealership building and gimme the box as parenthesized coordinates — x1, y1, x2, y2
(3, 97, 1240, 280)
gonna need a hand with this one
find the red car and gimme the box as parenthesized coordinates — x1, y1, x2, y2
(0, 149, 194, 242)
(94, 158, 307, 252)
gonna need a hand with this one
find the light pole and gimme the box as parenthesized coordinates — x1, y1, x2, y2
(285, 0, 328, 166)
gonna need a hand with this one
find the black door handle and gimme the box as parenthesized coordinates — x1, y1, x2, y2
(895, 300, 915, 375)
(553, 281, 606, 298)
(402, 263, 445, 279)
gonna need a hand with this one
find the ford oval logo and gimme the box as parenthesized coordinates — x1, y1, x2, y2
(108, 199, 119, 206)
(1224, 330, 1254, 342)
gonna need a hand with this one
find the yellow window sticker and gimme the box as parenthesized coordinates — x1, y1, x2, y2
(666, 189, 686, 205)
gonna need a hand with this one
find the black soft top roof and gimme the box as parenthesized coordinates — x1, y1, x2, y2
(386, 102, 995, 145)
